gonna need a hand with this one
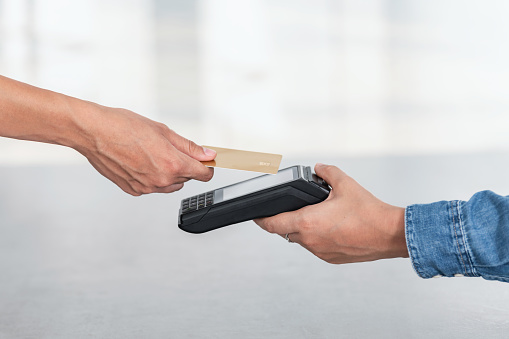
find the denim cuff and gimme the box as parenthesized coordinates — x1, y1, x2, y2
(405, 201, 478, 279)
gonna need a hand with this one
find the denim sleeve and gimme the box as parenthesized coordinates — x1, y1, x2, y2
(405, 190, 509, 283)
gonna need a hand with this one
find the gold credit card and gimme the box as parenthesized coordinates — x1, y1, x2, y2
(201, 146, 282, 174)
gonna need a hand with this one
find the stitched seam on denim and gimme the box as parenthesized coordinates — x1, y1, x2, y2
(451, 200, 468, 275)
(405, 206, 425, 278)
(456, 200, 478, 277)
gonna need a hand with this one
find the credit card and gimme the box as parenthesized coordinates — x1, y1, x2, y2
(201, 146, 282, 174)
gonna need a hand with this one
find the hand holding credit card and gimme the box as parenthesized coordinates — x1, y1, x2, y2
(201, 146, 282, 174)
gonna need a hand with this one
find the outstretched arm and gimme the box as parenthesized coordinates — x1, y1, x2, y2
(0, 75, 216, 195)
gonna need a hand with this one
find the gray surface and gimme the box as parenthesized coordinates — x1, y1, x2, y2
(1, 154, 508, 339)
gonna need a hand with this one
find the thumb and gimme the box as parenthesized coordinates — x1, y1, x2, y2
(167, 130, 216, 161)
(314, 163, 347, 188)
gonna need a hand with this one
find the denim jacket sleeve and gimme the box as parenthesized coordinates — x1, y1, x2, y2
(405, 190, 509, 283)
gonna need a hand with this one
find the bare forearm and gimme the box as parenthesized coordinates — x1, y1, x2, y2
(0, 75, 92, 150)
(0, 75, 215, 195)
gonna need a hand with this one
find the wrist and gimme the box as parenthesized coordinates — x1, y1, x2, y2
(381, 206, 409, 259)
(59, 97, 102, 155)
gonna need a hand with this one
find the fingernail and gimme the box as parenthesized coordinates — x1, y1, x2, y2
(316, 163, 326, 168)
(203, 147, 216, 157)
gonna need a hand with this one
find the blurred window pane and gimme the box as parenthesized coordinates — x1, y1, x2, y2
(1, 0, 509, 164)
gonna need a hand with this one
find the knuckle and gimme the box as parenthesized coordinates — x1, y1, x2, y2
(139, 186, 153, 195)
(321, 164, 336, 176)
(157, 123, 171, 134)
(202, 169, 214, 182)
(299, 235, 313, 248)
(172, 183, 184, 192)
(131, 181, 152, 195)
(264, 222, 276, 234)
(130, 188, 143, 196)
(125, 188, 141, 197)
(323, 164, 334, 172)
(262, 221, 277, 234)
(153, 175, 170, 188)
(186, 139, 199, 155)
(119, 184, 138, 196)
(298, 213, 313, 232)
(167, 160, 183, 175)
(301, 235, 321, 251)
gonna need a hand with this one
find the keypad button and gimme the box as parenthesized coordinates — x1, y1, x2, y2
(183, 193, 214, 212)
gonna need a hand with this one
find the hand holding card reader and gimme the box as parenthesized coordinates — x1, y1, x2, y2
(178, 165, 330, 233)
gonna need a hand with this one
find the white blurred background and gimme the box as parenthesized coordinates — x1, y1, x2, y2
(1, 0, 509, 164)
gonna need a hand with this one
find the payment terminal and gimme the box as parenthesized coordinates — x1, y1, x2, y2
(178, 165, 330, 233)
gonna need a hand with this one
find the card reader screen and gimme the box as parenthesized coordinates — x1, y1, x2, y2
(222, 167, 295, 201)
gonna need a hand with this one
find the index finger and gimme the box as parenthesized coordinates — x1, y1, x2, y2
(254, 209, 302, 235)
